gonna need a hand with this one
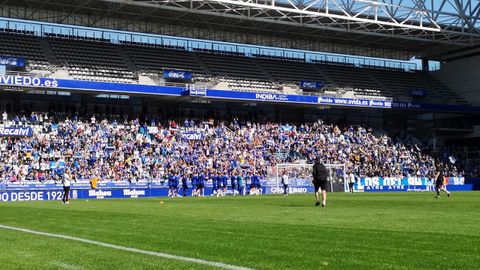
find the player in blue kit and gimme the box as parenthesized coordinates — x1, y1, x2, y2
(167, 172, 175, 197)
(211, 171, 218, 196)
(236, 172, 244, 196)
(254, 174, 262, 195)
(191, 172, 198, 197)
(250, 174, 258, 195)
(181, 173, 189, 197)
(245, 172, 252, 195)
(173, 173, 180, 197)
(215, 170, 224, 197)
(222, 173, 228, 196)
(198, 171, 206, 197)
(230, 172, 237, 196)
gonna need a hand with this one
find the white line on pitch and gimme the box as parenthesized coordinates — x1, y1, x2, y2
(0, 224, 254, 270)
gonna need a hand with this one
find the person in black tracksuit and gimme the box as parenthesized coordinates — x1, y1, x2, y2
(434, 162, 451, 198)
(312, 157, 329, 207)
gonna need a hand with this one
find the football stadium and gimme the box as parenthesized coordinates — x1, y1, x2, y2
(1, 0, 480, 269)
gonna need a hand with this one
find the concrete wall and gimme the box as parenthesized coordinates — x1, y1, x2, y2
(433, 55, 480, 105)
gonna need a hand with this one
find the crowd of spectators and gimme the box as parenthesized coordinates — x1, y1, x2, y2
(0, 111, 466, 185)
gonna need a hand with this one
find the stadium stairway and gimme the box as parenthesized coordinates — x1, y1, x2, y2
(116, 47, 138, 76)
(354, 65, 387, 91)
(190, 52, 213, 76)
(38, 38, 58, 65)
(311, 64, 335, 87)
(250, 57, 275, 82)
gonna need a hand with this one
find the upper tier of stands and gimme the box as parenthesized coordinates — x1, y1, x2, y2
(120, 42, 206, 77)
(46, 34, 137, 83)
(0, 30, 465, 104)
(0, 29, 48, 70)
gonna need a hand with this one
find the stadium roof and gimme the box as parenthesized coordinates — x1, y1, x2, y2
(3, 0, 480, 60)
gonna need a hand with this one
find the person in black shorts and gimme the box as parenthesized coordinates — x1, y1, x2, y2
(62, 168, 72, 204)
(312, 157, 329, 207)
(434, 162, 451, 198)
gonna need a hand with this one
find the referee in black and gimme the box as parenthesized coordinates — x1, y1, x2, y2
(312, 157, 329, 207)
(62, 168, 72, 204)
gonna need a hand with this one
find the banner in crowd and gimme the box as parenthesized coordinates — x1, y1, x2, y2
(299, 81, 323, 89)
(280, 125, 293, 132)
(182, 131, 205, 141)
(162, 69, 192, 81)
(0, 56, 25, 67)
(0, 126, 33, 137)
(3, 181, 149, 191)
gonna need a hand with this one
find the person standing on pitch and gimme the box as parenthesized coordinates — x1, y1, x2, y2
(236, 172, 244, 196)
(434, 161, 451, 198)
(62, 169, 72, 204)
(281, 170, 290, 195)
(348, 170, 356, 194)
(312, 157, 328, 207)
(181, 173, 189, 197)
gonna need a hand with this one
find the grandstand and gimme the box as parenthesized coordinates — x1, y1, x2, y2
(0, 0, 477, 177)
(1, 1, 480, 269)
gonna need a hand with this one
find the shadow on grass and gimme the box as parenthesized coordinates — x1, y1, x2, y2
(279, 204, 313, 208)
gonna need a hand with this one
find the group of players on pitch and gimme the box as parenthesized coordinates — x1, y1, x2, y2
(130, 157, 453, 203)
(60, 157, 453, 205)
(166, 168, 263, 198)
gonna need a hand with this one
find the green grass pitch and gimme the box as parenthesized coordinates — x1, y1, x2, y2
(0, 192, 479, 270)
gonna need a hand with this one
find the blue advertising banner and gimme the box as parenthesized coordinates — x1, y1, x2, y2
(263, 185, 314, 195)
(0, 188, 155, 202)
(0, 56, 26, 67)
(162, 69, 192, 80)
(0, 75, 183, 96)
(392, 101, 480, 113)
(206, 89, 393, 108)
(189, 89, 207, 97)
(0, 126, 33, 137)
(299, 81, 323, 89)
(354, 176, 466, 192)
(1, 75, 479, 113)
(0, 187, 220, 202)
